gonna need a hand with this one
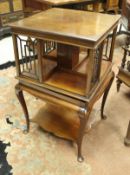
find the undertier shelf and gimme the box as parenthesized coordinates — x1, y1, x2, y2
(31, 103, 80, 141)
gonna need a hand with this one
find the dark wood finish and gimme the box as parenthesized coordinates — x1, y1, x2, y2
(101, 72, 114, 119)
(10, 8, 120, 162)
(105, 0, 119, 13)
(93, 0, 119, 13)
(116, 46, 130, 92)
(15, 84, 30, 133)
(57, 44, 79, 69)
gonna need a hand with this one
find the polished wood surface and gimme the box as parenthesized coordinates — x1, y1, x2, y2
(32, 0, 96, 5)
(22, 0, 98, 13)
(10, 9, 120, 162)
(10, 8, 120, 48)
(31, 103, 80, 141)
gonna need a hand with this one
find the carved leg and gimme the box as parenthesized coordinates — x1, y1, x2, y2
(124, 121, 130, 146)
(101, 75, 114, 120)
(15, 84, 30, 133)
(77, 108, 91, 162)
(117, 79, 122, 92)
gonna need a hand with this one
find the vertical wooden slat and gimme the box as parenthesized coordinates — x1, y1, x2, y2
(28, 45, 32, 71)
(12, 34, 20, 76)
(37, 39, 44, 82)
(32, 41, 37, 75)
(86, 49, 95, 95)
(19, 39, 25, 71)
(24, 45, 29, 70)
(98, 41, 105, 79)
(109, 26, 118, 61)
(105, 37, 109, 58)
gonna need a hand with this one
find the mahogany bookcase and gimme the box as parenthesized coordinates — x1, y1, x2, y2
(10, 8, 120, 162)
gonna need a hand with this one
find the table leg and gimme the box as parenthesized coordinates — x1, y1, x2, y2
(77, 107, 91, 162)
(101, 73, 114, 119)
(124, 121, 130, 146)
(15, 84, 30, 133)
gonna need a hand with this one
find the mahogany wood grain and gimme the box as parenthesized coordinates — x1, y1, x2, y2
(31, 103, 80, 140)
(10, 8, 120, 48)
(10, 8, 120, 161)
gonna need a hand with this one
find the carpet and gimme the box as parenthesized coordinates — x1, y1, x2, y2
(0, 67, 91, 175)
(0, 35, 130, 175)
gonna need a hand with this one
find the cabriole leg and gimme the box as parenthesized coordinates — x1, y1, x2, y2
(77, 108, 91, 162)
(15, 84, 30, 133)
(101, 75, 114, 120)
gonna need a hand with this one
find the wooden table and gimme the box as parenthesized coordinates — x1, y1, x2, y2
(10, 8, 120, 162)
(22, 0, 99, 15)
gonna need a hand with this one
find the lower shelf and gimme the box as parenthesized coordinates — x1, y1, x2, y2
(31, 103, 80, 141)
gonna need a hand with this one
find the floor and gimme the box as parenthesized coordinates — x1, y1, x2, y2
(0, 37, 14, 65)
(0, 34, 130, 175)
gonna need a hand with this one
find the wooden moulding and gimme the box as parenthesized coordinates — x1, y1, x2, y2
(19, 84, 83, 112)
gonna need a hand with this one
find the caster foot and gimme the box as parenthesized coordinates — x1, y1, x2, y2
(77, 156, 84, 163)
(23, 129, 29, 134)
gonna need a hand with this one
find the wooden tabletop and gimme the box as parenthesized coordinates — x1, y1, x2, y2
(32, 0, 96, 6)
(10, 8, 120, 48)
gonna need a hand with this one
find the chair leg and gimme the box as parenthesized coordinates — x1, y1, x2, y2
(15, 84, 30, 133)
(101, 75, 114, 120)
(77, 108, 91, 162)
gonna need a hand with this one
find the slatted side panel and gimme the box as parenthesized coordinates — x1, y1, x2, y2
(14, 35, 57, 82)
(16, 36, 39, 79)
(103, 27, 117, 61)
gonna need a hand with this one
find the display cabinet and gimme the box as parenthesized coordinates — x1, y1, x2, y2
(0, 0, 23, 38)
(10, 8, 120, 162)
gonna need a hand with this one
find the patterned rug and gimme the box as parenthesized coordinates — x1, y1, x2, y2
(0, 67, 92, 175)
(0, 35, 129, 175)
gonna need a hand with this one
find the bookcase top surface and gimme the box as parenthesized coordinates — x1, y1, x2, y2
(10, 8, 120, 47)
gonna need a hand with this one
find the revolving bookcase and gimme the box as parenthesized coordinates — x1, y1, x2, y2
(10, 8, 120, 162)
